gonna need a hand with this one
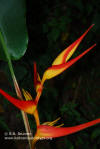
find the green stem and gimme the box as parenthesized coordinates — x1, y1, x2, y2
(0, 31, 15, 78)
(0, 30, 32, 149)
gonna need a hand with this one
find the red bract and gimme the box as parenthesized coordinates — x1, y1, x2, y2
(41, 44, 96, 83)
(52, 24, 94, 65)
(33, 62, 43, 104)
(32, 118, 100, 148)
(0, 89, 36, 115)
(35, 118, 100, 138)
(41, 25, 96, 85)
(33, 62, 42, 92)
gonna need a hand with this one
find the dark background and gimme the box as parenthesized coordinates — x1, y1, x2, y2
(0, 0, 100, 148)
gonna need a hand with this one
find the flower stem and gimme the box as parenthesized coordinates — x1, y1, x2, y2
(0, 30, 32, 149)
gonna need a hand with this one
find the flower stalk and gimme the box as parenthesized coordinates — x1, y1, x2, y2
(0, 30, 32, 149)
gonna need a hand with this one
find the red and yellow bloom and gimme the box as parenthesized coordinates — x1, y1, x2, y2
(0, 24, 98, 149)
(0, 25, 96, 116)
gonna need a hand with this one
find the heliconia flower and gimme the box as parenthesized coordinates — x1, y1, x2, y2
(32, 118, 100, 148)
(0, 89, 37, 115)
(41, 25, 96, 85)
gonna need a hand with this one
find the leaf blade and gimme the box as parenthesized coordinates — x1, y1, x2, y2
(0, 0, 28, 60)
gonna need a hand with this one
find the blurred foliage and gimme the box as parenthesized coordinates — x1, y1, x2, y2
(0, 116, 10, 131)
(0, 0, 100, 148)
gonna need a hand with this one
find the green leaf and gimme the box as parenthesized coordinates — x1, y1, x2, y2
(0, 0, 28, 60)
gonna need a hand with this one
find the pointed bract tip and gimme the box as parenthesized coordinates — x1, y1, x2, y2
(92, 24, 95, 27)
(88, 24, 95, 30)
(33, 61, 36, 65)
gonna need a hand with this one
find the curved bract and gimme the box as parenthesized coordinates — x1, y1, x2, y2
(35, 118, 100, 138)
(52, 24, 94, 65)
(41, 25, 96, 85)
(0, 89, 36, 115)
(41, 44, 96, 84)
